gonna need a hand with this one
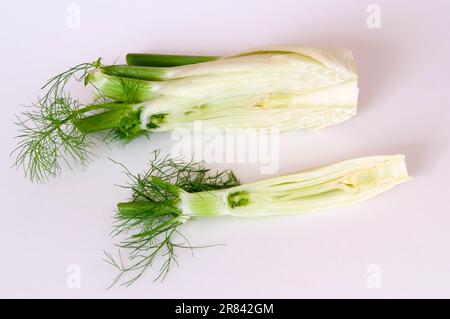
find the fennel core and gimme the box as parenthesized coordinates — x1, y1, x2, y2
(13, 47, 359, 182)
(106, 153, 410, 286)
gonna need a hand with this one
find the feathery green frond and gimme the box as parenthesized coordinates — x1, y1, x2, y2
(105, 152, 240, 286)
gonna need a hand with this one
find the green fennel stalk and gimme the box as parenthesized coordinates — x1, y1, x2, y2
(126, 53, 220, 67)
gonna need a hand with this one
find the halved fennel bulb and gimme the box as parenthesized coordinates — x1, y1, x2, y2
(87, 46, 359, 132)
(109, 154, 410, 284)
(182, 155, 410, 217)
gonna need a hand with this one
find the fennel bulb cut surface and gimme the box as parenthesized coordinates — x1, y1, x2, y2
(183, 155, 409, 217)
(91, 46, 359, 132)
(107, 154, 409, 285)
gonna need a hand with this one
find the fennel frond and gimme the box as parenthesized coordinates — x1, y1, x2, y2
(105, 152, 239, 286)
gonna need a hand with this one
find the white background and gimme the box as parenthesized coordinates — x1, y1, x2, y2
(1, 0, 449, 298)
